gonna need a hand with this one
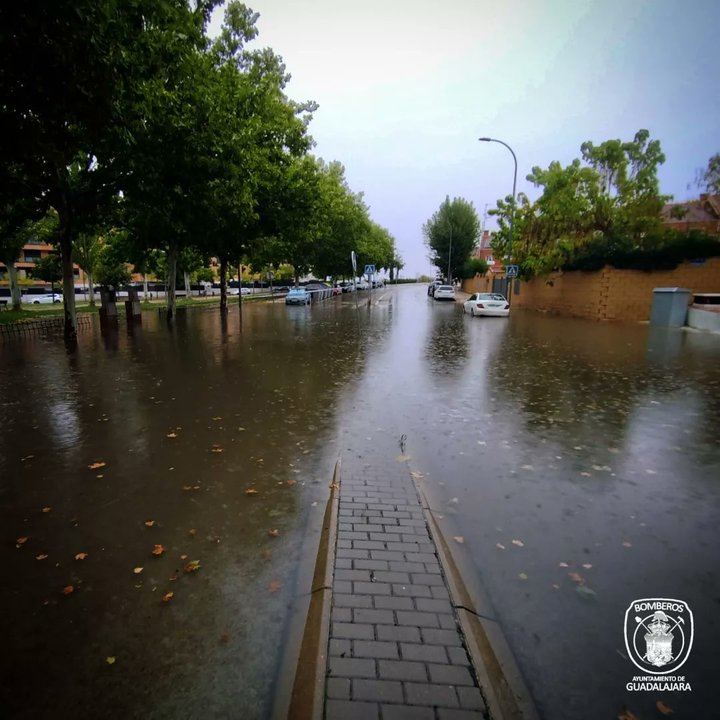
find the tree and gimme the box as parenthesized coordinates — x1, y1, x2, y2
(94, 233, 131, 290)
(423, 197, 480, 281)
(73, 232, 102, 305)
(32, 253, 62, 285)
(195, 267, 215, 283)
(695, 153, 720, 194)
(0, 0, 214, 336)
(461, 257, 489, 279)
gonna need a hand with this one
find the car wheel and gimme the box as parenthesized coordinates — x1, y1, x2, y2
(53, 299, 61, 304)
(33, 301, 40, 305)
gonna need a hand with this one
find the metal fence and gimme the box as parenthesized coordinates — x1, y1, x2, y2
(0, 314, 94, 341)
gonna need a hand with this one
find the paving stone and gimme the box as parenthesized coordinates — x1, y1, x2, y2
(373, 595, 414, 610)
(404, 682, 459, 708)
(391, 583, 432, 598)
(447, 647, 471, 665)
(353, 559, 389, 571)
(333, 580, 352, 594)
(400, 643, 448, 663)
(377, 659, 428, 682)
(332, 622, 375, 640)
(439, 614, 457, 630)
(329, 638, 351, 656)
(370, 550, 406, 561)
(325, 699, 379, 720)
(396, 611, 439, 627)
(375, 625, 421, 643)
(437, 709, 484, 720)
(371, 571, 411, 584)
(327, 677, 351, 699)
(421, 628, 463, 646)
(415, 598, 453, 613)
(353, 608, 394, 624)
(333, 594, 373, 609)
(431, 586, 451, 600)
(332, 607, 352, 623)
(335, 558, 352, 569)
(389, 561, 425, 573)
(381, 705, 434, 720)
(352, 640, 399, 659)
(411, 573, 445, 586)
(336, 548, 369, 560)
(352, 679, 403, 703)
(335, 569, 372, 582)
(427, 663, 474, 686)
(328, 657, 376, 679)
(457, 686, 487, 711)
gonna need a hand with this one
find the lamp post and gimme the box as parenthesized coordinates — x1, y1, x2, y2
(479, 136, 518, 301)
(446, 217, 453, 286)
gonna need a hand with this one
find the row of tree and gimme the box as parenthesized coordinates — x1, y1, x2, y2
(0, 1, 401, 328)
(489, 131, 719, 278)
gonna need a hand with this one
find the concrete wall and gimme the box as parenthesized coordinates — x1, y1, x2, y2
(462, 257, 720, 322)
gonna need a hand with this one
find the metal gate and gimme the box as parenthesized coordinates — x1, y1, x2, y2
(492, 277, 509, 296)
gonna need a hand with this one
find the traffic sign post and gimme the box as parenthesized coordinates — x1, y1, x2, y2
(505, 264, 519, 305)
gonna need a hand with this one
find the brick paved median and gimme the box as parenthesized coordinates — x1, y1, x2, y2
(323, 465, 489, 719)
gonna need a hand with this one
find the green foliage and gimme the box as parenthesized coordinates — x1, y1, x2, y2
(423, 197, 480, 280)
(31, 254, 62, 284)
(461, 257, 489, 279)
(490, 130, 672, 278)
(94, 233, 131, 288)
(194, 267, 215, 283)
(696, 153, 720, 194)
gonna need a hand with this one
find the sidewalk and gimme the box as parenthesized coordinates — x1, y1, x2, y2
(323, 462, 488, 720)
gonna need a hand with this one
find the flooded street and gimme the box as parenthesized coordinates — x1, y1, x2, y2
(2, 285, 719, 719)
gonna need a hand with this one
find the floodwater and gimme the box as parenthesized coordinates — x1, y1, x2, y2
(1, 285, 719, 719)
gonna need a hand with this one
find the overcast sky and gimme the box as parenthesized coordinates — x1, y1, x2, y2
(209, 0, 719, 277)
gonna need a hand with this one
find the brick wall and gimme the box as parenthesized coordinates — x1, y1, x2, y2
(462, 257, 720, 322)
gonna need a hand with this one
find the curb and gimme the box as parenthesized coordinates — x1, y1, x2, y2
(283, 458, 341, 720)
(413, 476, 540, 720)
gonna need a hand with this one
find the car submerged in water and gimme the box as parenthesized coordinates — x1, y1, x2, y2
(285, 287, 311, 305)
(463, 292, 510, 316)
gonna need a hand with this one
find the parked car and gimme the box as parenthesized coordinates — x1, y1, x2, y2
(21, 292, 62, 305)
(372, 279, 385, 288)
(357, 279, 369, 290)
(463, 292, 510, 317)
(433, 285, 456, 301)
(339, 281, 355, 293)
(427, 280, 443, 297)
(285, 287, 311, 305)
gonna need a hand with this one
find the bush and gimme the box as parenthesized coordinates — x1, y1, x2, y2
(562, 229, 720, 272)
(461, 257, 489, 279)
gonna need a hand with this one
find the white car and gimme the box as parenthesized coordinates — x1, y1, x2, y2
(463, 292, 510, 317)
(356, 280, 369, 290)
(433, 285, 456, 301)
(21, 292, 62, 305)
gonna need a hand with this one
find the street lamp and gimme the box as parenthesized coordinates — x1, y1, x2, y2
(479, 137, 518, 300)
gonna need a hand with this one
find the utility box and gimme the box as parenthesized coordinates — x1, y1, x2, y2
(650, 287, 691, 327)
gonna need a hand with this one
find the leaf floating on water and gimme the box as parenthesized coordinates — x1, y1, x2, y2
(144, 520, 155, 528)
(106, 656, 116, 665)
(622, 541, 632, 548)
(410, 471, 424, 480)
(656, 701, 673, 715)
(520, 464, 534, 471)
(184, 560, 201, 573)
(162, 591, 174, 603)
(576, 585, 597, 600)
(582, 563, 593, 569)
(133, 567, 144, 575)
(75, 552, 88, 561)
(16, 536, 29, 548)
(212, 416, 222, 421)
(166, 432, 177, 439)
(452, 536, 464, 544)
(617, 709, 638, 720)
(511, 539, 524, 547)
(88, 462, 106, 470)
(558, 562, 569, 568)
(496, 543, 506, 550)
(286, 479, 297, 486)
(36, 553, 48, 560)
(188, 529, 197, 537)
(245, 488, 258, 495)
(568, 572, 585, 585)
(268, 580, 281, 593)
(42, 507, 52, 513)
(62, 585, 74, 595)
(211, 445, 223, 454)
(268, 529, 280, 538)
(395, 454, 411, 463)
(152, 544, 165, 557)
(518, 572, 528, 580)
(180, 554, 188, 560)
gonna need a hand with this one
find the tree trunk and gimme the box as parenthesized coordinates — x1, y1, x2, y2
(237, 262, 243, 322)
(184, 271, 190, 296)
(166, 244, 178, 321)
(87, 273, 95, 306)
(59, 228, 77, 338)
(389, 266, 395, 282)
(294, 272, 299, 287)
(143, 274, 149, 300)
(219, 257, 228, 315)
(7, 261, 22, 311)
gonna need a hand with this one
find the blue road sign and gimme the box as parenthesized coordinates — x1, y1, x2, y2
(364, 264, 376, 277)
(506, 264, 519, 278)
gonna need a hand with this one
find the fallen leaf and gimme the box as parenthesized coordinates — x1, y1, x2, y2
(162, 591, 174, 602)
(452, 536, 464, 544)
(576, 585, 597, 599)
(268, 528, 280, 537)
(211, 445, 223, 453)
(144, 520, 155, 528)
(622, 541, 633, 548)
(36, 554, 48, 560)
(286, 479, 297, 486)
(16, 536, 29, 547)
(245, 488, 258, 495)
(62, 585, 74, 595)
(410, 471, 424, 480)
(568, 572, 585, 585)
(212, 416, 222, 421)
(496, 543, 506, 550)
(106, 656, 116, 665)
(75, 552, 88, 561)
(395, 454, 411, 463)
(152, 544, 165, 557)
(618, 709, 638, 719)
(268, 580, 281, 593)
(188, 529, 197, 537)
(656, 700, 673, 715)
(180, 554, 188, 560)
(42, 507, 52, 513)
(169, 573, 179, 581)
(511, 539, 524, 547)
(329, 482, 339, 490)
(518, 572, 528, 580)
(184, 560, 201, 573)
(558, 562, 569, 568)
(88, 461, 106, 470)
(166, 432, 177, 438)
(133, 567, 144, 574)
(582, 563, 593, 569)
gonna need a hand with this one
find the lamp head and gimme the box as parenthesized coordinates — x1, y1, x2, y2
(478, 137, 492, 142)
